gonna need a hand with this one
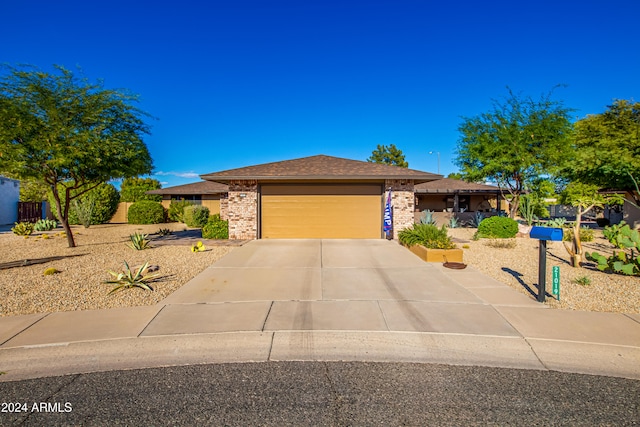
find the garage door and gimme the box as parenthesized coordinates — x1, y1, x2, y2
(261, 184, 383, 239)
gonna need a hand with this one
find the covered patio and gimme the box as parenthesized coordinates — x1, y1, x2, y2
(413, 178, 507, 225)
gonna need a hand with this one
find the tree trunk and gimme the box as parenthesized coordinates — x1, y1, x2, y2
(51, 187, 76, 248)
(571, 207, 583, 268)
(509, 195, 520, 219)
(570, 253, 582, 267)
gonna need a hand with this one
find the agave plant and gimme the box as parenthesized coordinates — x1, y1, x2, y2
(105, 261, 160, 294)
(448, 216, 459, 229)
(471, 212, 484, 228)
(420, 209, 436, 225)
(128, 232, 151, 250)
(156, 228, 172, 236)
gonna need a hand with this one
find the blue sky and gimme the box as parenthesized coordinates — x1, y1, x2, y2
(3, 0, 639, 188)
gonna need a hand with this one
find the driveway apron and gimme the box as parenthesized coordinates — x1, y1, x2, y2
(156, 239, 523, 337)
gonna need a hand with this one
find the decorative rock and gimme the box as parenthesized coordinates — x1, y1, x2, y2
(128, 264, 160, 274)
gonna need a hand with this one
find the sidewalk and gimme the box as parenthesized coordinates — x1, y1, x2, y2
(1, 239, 639, 382)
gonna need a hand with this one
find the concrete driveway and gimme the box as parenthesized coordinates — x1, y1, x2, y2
(157, 239, 535, 336)
(2, 239, 640, 382)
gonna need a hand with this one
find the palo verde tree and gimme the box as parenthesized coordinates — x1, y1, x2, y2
(0, 65, 153, 247)
(367, 144, 409, 168)
(559, 182, 622, 267)
(455, 88, 574, 218)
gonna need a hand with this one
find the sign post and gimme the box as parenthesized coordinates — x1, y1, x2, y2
(552, 266, 560, 301)
(529, 227, 564, 303)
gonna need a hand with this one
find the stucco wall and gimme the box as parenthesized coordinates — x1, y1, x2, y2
(0, 176, 20, 225)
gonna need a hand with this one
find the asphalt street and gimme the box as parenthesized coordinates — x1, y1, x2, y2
(1, 361, 638, 426)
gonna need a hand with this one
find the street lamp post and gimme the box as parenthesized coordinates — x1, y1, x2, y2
(429, 151, 440, 174)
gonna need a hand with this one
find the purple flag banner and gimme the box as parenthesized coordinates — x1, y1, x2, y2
(383, 189, 393, 238)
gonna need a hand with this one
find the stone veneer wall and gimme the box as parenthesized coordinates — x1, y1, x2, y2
(385, 179, 415, 239)
(227, 180, 258, 239)
(219, 193, 229, 221)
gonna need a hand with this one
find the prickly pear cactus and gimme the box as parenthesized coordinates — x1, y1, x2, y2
(586, 222, 640, 276)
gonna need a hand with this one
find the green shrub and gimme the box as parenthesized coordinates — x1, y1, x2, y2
(546, 217, 566, 228)
(120, 177, 162, 202)
(49, 182, 120, 225)
(11, 222, 35, 236)
(127, 201, 166, 224)
(398, 224, 456, 249)
(168, 200, 194, 222)
(72, 194, 95, 228)
(563, 227, 594, 243)
(477, 216, 518, 239)
(202, 214, 229, 239)
(183, 205, 210, 228)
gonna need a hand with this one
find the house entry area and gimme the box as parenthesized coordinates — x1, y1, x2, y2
(260, 184, 383, 239)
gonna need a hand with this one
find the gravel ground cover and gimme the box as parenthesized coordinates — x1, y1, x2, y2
(448, 228, 640, 313)
(0, 223, 237, 317)
(0, 224, 638, 317)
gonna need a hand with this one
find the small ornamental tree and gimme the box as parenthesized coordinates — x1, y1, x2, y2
(559, 182, 623, 267)
(0, 65, 153, 247)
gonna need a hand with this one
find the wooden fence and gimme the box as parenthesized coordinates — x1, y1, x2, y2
(17, 202, 42, 223)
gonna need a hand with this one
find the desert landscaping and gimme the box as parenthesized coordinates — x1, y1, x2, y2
(0, 223, 237, 316)
(0, 224, 638, 317)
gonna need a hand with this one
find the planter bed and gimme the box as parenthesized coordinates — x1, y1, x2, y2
(406, 244, 463, 263)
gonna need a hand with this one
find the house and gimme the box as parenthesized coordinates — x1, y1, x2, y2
(0, 176, 20, 225)
(111, 181, 228, 223)
(599, 190, 640, 228)
(147, 180, 229, 216)
(200, 154, 440, 239)
(414, 178, 507, 225)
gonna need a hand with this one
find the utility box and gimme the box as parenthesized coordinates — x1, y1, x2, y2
(530, 226, 563, 241)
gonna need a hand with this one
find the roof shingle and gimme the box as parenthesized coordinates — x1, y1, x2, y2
(414, 178, 501, 193)
(200, 154, 440, 183)
(147, 181, 228, 195)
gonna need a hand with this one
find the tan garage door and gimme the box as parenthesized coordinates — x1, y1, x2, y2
(261, 184, 383, 239)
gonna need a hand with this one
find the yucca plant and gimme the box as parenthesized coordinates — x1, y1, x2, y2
(127, 232, 151, 250)
(156, 228, 172, 236)
(105, 261, 159, 294)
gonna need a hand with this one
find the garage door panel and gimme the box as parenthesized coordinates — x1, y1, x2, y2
(261, 185, 382, 239)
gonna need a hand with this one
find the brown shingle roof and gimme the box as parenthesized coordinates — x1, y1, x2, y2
(415, 178, 500, 194)
(201, 155, 440, 183)
(147, 181, 228, 195)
